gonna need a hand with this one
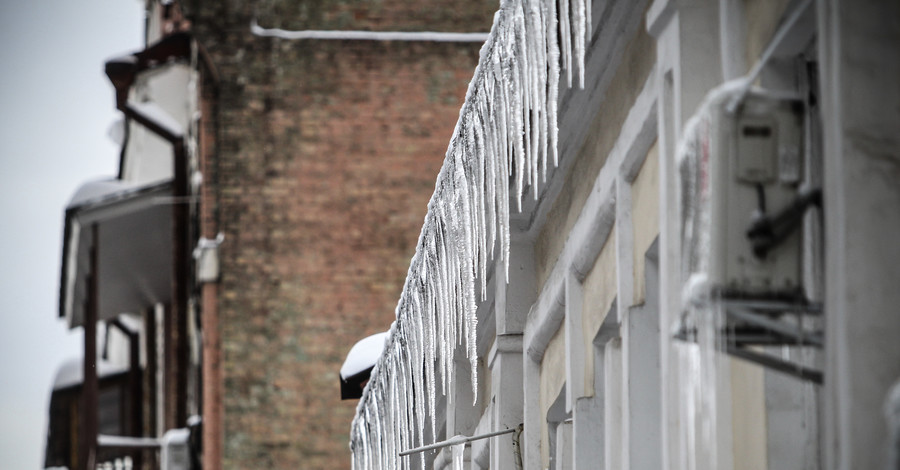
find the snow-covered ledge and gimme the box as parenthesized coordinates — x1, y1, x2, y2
(349, 1, 592, 468)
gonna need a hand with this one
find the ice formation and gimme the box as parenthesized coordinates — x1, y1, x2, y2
(350, 1, 591, 467)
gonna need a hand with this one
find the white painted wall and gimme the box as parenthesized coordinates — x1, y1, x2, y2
(122, 64, 193, 185)
(430, 2, 900, 470)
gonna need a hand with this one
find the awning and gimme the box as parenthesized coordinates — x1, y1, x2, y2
(59, 178, 173, 328)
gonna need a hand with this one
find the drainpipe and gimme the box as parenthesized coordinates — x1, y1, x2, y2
(79, 224, 99, 470)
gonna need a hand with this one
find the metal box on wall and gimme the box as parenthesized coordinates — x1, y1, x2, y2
(679, 84, 805, 301)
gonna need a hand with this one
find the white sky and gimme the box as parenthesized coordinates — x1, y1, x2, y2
(0, 1, 144, 467)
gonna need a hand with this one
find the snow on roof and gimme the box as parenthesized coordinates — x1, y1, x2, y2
(67, 178, 140, 210)
(52, 356, 130, 391)
(60, 179, 173, 328)
(340, 332, 389, 379)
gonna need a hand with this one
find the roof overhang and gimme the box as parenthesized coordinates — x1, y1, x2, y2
(59, 179, 173, 328)
(106, 31, 218, 112)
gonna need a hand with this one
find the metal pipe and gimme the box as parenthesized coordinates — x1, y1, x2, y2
(722, 299, 823, 314)
(726, 345, 823, 384)
(251, 19, 489, 43)
(726, 306, 823, 347)
(78, 224, 100, 470)
(97, 435, 162, 449)
(399, 427, 518, 457)
(725, 0, 813, 114)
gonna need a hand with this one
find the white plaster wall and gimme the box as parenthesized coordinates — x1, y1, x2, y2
(534, 16, 656, 288)
(630, 142, 660, 305)
(582, 234, 618, 398)
(122, 64, 192, 185)
(729, 359, 768, 470)
(539, 326, 566, 468)
(818, 1, 900, 468)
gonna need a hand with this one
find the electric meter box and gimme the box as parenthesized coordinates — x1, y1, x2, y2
(160, 428, 192, 470)
(680, 85, 805, 298)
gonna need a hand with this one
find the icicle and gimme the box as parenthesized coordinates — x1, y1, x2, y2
(560, 0, 573, 87)
(473, 111, 489, 300)
(452, 442, 465, 470)
(498, 101, 511, 281)
(456, 155, 477, 358)
(436, 217, 448, 400)
(534, 0, 549, 183)
(511, 56, 525, 211)
(574, 0, 586, 88)
(484, 86, 499, 262)
(547, 0, 561, 167)
(585, 0, 592, 50)
(501, 53, 514, 180)
(350, 1, 594, 465)
(386, 360, 397, 470)
(514, 1, 532, 194)
(426, 259, 437, 442)
(412, 279, 426, 450)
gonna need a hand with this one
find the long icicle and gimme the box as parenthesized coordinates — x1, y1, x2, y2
(350, 1, 592, 465)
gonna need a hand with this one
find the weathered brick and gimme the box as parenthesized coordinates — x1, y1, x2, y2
(186, 1, 495, 468)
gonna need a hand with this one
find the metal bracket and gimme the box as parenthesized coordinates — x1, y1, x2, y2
(675, 297, 824, 384)
(399, 425, 521, 457)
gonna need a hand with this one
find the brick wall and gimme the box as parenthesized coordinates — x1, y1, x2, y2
(185, 1, 496, 468)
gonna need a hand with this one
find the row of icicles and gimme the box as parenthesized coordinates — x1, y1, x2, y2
(350, 0, 591, 468)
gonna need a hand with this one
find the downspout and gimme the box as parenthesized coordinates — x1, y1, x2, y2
(194, 44, 223, 470)
(79, 224, 100, 470)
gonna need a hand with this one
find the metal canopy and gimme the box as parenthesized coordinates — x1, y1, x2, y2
(60, 179, 173, 328)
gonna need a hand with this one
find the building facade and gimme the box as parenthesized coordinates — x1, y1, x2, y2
(48, 4, 211, 466)
(47, 0, 494, 469)
(184, 1, 494, 468)
(351, 1, 900, 470)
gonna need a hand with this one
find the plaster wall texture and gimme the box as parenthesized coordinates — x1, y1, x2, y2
(582, 232, 618, 398)
(743, 0, 794, 72)
(539, 325, 566, 468)
(630, 141, 659, 305)
(730, 358, 768, 470)
(535, 18, 657, 289)
(818, 1, 900, 468)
